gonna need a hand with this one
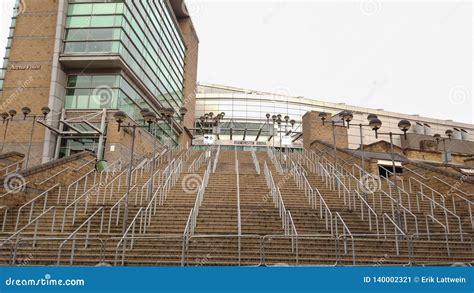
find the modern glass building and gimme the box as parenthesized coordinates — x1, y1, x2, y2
(0, 0, 198, 166)
(194, 83, 474, 150)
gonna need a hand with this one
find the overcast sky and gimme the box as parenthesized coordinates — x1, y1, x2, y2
(1, 0, 472, 123)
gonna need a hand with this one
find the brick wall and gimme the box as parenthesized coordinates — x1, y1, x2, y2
(302, 111, 348, 149)
(0, 0, 59, 167)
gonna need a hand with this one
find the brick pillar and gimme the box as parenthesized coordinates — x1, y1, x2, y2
(302, 111, 349, 149)
(178, 17, 199, 147)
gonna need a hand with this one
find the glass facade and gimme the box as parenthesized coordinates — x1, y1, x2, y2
(196, 84, 474, 149)
(63, 0, 186, 145)
(65, 73, 176, 144)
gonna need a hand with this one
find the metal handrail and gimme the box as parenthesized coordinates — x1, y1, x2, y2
(378, 165, 406, 190)
(1, 206, 56, 256)
(289, 160, 333, 234)
(382, 213, 406, 256)
(263, 161, 298, 237)
(212, 146, 220, 173)
(77, 158, 96, 171)
(182, 161, 212, 265)
(432, 176, 473, 228)
(414, 190, 463, 241)
(335, 212, 355, 265)
(354, 190, 379, 236)
(251, 148, 261, 175)
(15, 183, 60, 231)
(188, 151, 206, 173)
(57, 207, 104, 265)
(267, 146, 283, 174)
(35, 167, 70, 185)
(425, 214, 451, 256)
(0, 180, 30, 200)
(0, 159, 24, 176)
(409, 176, 446, 205)
(236, 159, 242, 265)
(107, 184, 138, 233)
(379, 189, 419, 235)
(115, 207, 144, 266)
(403, 165, 429, 180)
(64, 168, 98, 203)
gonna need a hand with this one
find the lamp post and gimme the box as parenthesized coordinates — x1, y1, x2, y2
(357, 114, 380, 172)
(114, 110, 158, 234)
(8, 106, 51, 169)
(319, 111, 353, 169)
(368, 117, 411, 231)
(434, 130, 453, 164)
(0, 111, 16, 153)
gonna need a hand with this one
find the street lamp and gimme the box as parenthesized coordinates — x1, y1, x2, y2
(5, 106, 51, 168)
(114, 109, 158, 234)
(369, 117, 411, 231)
(434, 130, 453, 164)
(1, 111, 13, 153)
(319, 111, 353, 168)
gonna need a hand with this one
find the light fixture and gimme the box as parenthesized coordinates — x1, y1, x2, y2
(369, 117, 382, 138)
(398, 120, 411, 139)
(113, 111, 127, 131)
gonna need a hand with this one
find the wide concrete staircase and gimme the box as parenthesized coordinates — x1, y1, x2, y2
(0, 145, 472, 266)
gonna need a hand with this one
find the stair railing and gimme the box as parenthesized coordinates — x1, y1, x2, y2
(64, 168, 98, 204)
(289, 160, 334, 232)
(263, 161, 299, 241)
(77, 157, 96, 171)
(107, 183, 138, 233)
(3, 206, 56, 248)
(379, 189, 419, 236)
(354, 190, 379, 237)
(408, 176, 446, 209)
(115, 207, 145, 266)
(188, 152, 206, 173)
(35, 167, 71, 186)
(57, 207, 104, 265)
(251, 148, 260, 175)
(432, 176, 473, 229)
(425, 214, 450, 256)
(182, 161, 212, 266)
(0, 159, 24, 176)
(382, 213, 406, 256)
(414, 190, 463, 241)
(4, 206, 56, 264)
(266, 146, 283, 174)
(15, 183, 60, 231)
(236, 159, 242, 265)
(335, 212, 355, 265)
(403, 165, 428, 180)
(212, 145, 221, 173)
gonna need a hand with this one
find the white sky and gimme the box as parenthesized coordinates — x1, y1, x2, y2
(1, 0, 472, 123)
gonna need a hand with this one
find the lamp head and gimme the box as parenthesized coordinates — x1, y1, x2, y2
(21, 107, 31, 119)
(8, 110, 17, 119)
(445, 129, 453, 140)
(41, 106, 51, 119)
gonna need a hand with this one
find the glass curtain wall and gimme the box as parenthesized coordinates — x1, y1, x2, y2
(63, 0, 186, 145)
